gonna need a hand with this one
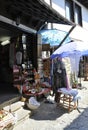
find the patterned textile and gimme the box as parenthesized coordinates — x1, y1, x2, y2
(52, 58, 67, 94)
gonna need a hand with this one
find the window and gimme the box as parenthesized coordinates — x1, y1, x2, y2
(65, 0, 82, 26)
(75, 4, 82, 26)
(65, 0, 74, 22)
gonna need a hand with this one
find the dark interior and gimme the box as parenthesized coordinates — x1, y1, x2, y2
(0, 27, 19, 95)
(0, 23, 38, 96)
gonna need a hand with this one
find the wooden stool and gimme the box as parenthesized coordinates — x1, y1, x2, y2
(56, 91, 78, 112)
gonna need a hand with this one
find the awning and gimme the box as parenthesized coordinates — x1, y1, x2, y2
(38, 29, 71, 46)
(53, 23, 88, 42)
(0, 0, 74, 31)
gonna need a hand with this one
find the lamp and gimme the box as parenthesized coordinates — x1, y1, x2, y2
(1, 40, 10, 46)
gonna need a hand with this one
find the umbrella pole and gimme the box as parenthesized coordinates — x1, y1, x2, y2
(80, 77, 81, 87)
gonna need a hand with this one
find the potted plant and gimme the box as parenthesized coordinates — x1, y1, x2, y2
(72, 80, 78, 88)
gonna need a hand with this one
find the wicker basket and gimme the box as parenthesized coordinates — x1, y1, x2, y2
(26, 97, 40, 110)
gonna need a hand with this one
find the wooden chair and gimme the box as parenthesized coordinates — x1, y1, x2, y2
(56, 91, 78, 112)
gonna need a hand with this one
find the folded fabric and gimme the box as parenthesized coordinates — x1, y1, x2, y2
(57, 88, 81, 102)
(28, 97, 40, 106)
(58, 88, 78, 96)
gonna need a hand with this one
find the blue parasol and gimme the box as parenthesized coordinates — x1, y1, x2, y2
(50, 41, 88, 59)
(50, 41, 88, 82)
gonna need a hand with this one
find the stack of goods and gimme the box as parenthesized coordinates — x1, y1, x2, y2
(43, 59, 50, 82)
(37, 58, 43, 79)
(34, 70, 40, 84)
(0, 110, 15, 130)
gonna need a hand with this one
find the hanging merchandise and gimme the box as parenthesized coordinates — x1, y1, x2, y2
(16, 51, 22, 65)
(9, 37, 18, 68)
(52, 57, 67, 94)
(51, 40, 88, 88)
(69, 53, 81, 82)
(51, 41, 88, 75)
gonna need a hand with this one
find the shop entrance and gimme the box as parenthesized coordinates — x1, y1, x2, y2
(0, 27, 20, 97)
(0, 25, 37, 106)
(0, 24, 37, 98)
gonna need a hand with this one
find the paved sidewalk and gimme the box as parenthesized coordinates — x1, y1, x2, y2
(13, 80, 88, 130)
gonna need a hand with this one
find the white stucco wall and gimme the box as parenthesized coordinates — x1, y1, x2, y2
(44, 0, 88, 30)
(52, 0, 65, 17)
(82, 7, 88, 30)
(44, 0, 51, 5)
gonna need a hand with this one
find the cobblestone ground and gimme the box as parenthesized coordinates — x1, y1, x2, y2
(14, 80, 88, 130)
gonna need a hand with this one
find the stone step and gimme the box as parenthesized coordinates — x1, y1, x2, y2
(0, 95, 21, 110)
(3, 101, 24, 112)
(2, 101, 32, 129)
(14, 107, 31, 126)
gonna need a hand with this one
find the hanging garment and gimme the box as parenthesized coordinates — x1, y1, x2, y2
(16, 51, 22, 65)
(53, 58, 67, 94)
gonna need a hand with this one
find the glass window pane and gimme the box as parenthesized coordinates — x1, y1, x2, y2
(75, 4, 82, 26)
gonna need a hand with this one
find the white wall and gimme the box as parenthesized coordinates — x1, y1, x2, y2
(82, 7, 88, 30)
(44, 0, 51, 5)
(52, 0, 65, 17)
(44, 0, 88, 30)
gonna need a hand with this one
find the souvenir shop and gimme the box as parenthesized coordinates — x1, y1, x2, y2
(0, 0, 74, 106)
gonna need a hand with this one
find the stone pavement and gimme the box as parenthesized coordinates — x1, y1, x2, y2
(13, 80, 88, 130)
